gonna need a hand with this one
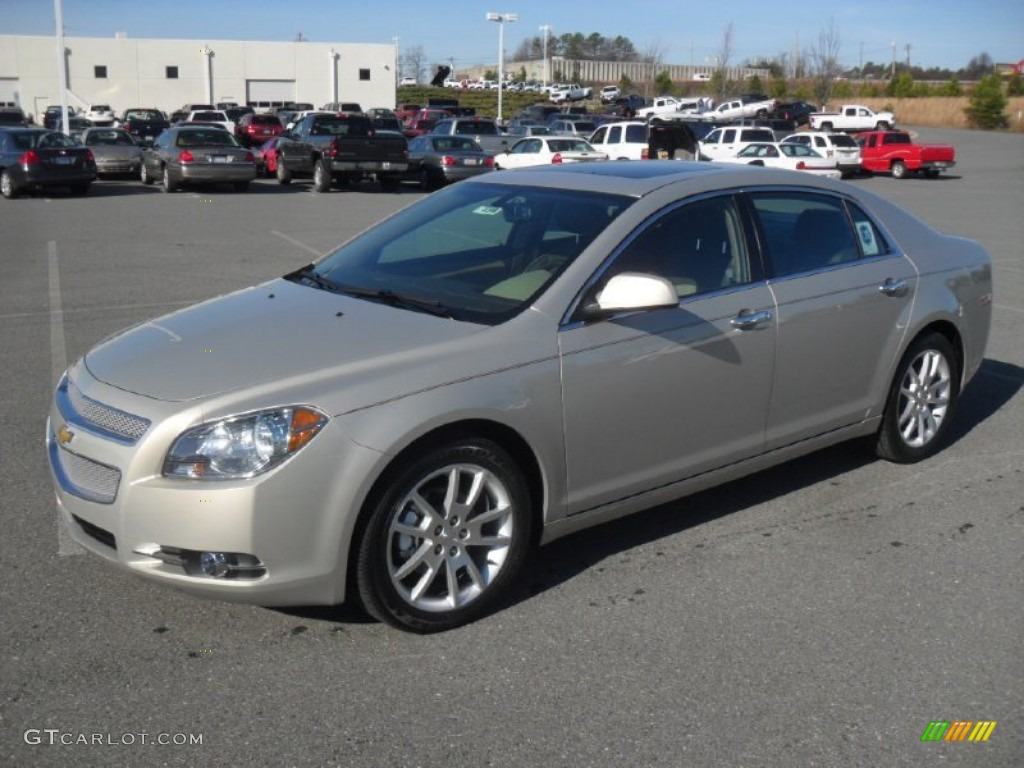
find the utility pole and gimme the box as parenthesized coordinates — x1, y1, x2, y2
(904, 43, 911, 69)
(891, 40, 896, 78)
(859, 41, 864, 74)
(539, 24, 552, 87)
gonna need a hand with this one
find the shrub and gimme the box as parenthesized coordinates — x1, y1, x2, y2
(965, 73, 1009, 129)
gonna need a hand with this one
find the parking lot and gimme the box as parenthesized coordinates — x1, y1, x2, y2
(1, 126, 1021, 767)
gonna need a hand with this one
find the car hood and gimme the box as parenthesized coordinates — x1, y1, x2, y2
(84, 278, 505, 408)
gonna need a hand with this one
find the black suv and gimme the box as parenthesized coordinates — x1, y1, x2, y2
(119, 109, 170, 145)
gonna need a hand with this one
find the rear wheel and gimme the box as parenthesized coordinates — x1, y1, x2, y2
(313, 160, 332, 192)
(0, 170, 17, 199)
(161, 165, 177, 192)
(276, 158, 292, 185)
(140, 162, 154, 185)
(891, 160, 907, 180)
(418, 168, 436, 191)
(821, 121, 833, 131)
(356, 438, 533, 633)
(876, 332, 959, 463)
(69, 182, 90, 196)
(233, 181, 250, 192)
(924, 169, 940, 179)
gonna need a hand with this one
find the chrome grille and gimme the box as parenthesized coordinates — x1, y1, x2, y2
(65, 379, 150, 441)
(56, 445, 121, 503)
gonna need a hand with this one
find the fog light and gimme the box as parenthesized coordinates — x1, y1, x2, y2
(200, 551, 230, 578)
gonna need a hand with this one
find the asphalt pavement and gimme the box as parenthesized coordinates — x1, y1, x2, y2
(1, 127, 1021, 767)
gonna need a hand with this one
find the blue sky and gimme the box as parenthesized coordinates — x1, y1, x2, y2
(2, 0, 1021, 72)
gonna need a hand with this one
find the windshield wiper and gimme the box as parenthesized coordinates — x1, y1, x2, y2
(338, 284, 454, 318)
(286, 265, 343, 293)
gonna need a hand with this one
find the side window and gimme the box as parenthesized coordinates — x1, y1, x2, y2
(722, 129, 736, 143)
(591, 126, 607, 144)
(607, 196, 752, 298)
(814, 136, 826, 147)
(846, 202, 890, 258)
(749, 193, 861, 277)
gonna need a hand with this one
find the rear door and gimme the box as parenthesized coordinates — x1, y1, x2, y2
(747, 190, 917, 448)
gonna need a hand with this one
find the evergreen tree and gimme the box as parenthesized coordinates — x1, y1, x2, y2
(965, 74, 1008, 129)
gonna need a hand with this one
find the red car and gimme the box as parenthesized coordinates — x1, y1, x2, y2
(236, 113, 284, 147)
(402, 118, 436, 139)
(253, 136, 289, 177)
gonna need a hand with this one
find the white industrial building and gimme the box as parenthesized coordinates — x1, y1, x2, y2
(0, 34, 399, 120)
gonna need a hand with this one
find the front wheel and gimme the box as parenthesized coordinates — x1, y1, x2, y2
(140, 162, 154, 185)
(875, 121, 890, 131)
(876, 332, 959, 463)
(891, 160, 907, 180)
(418, 168, 436, 191)
(924, 169, 940, 179)
(355, 438, 533, 633)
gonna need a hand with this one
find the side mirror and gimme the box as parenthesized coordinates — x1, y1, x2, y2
(580, 273, 679, 319)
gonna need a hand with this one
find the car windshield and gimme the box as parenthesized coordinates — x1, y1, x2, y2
(85, 130, 135, 146)
(548, 139, 595, 153)
(304, 183, 633, 324)
(175, 130, 239, 147)
(431, 137, 479, 151)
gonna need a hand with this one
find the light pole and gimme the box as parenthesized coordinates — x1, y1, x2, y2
(486, 11, 517, 125)
(539, 24, 552, 88)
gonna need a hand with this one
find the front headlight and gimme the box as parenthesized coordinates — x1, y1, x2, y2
(163, 406, 327, 480)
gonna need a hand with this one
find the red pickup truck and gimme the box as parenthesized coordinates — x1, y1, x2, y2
(856, 130, 956, 179)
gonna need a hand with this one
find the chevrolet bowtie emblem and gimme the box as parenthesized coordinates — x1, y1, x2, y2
(57, 425, 75, 445)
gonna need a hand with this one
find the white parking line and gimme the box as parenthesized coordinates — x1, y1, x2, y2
(47, 241, 85, 557)
(270, 229, 323, 257)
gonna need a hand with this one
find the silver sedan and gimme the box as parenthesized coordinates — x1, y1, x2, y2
(47, 163, 992, 632)
(80, 127, 144, 177)
(140, 125, 256, 192)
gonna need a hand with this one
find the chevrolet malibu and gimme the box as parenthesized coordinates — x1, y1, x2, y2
(47, 163, 992, 632)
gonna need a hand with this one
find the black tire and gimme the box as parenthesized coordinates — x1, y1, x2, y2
(418, 168, 435, 191)
(161, 165, 177, 193)
(69, 182, 90, 196)
(276, 159, 292, 185)
(1, 170, 18, 199)
(379, 174, 402, 193)
(891, 160, 907, 180)
(924, 169, 940, 179)
(140, 162, 154, 185)
(821, 122, 834, 132)
(313, 159, 332, 193)
(876, 332, 960, 464)
(748, 160, 764, 166)
(876, 121, 890, 131)
(233, 181, 250, 192)
(355, 437, 533, 633)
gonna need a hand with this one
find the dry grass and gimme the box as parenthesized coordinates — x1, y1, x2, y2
(854, 96, 1024, 132)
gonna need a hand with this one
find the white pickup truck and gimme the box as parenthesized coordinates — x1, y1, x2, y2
(709, 97, 776, 121)
(809, 104, 895, 132)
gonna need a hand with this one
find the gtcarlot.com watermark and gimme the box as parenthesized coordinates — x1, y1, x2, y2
(24, 729, 203, 746)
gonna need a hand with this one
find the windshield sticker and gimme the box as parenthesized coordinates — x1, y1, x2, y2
(473, 205, 502, 216)
(857, 222, 880, 256)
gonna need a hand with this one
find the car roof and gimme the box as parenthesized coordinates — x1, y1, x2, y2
(466, 161, 847, 198)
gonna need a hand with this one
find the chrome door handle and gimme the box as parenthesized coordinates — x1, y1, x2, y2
(879, 278, 909, 297)
(730, 309, 773, 330)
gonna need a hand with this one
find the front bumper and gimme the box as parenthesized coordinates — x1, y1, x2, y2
(45, 369, 376, 607)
